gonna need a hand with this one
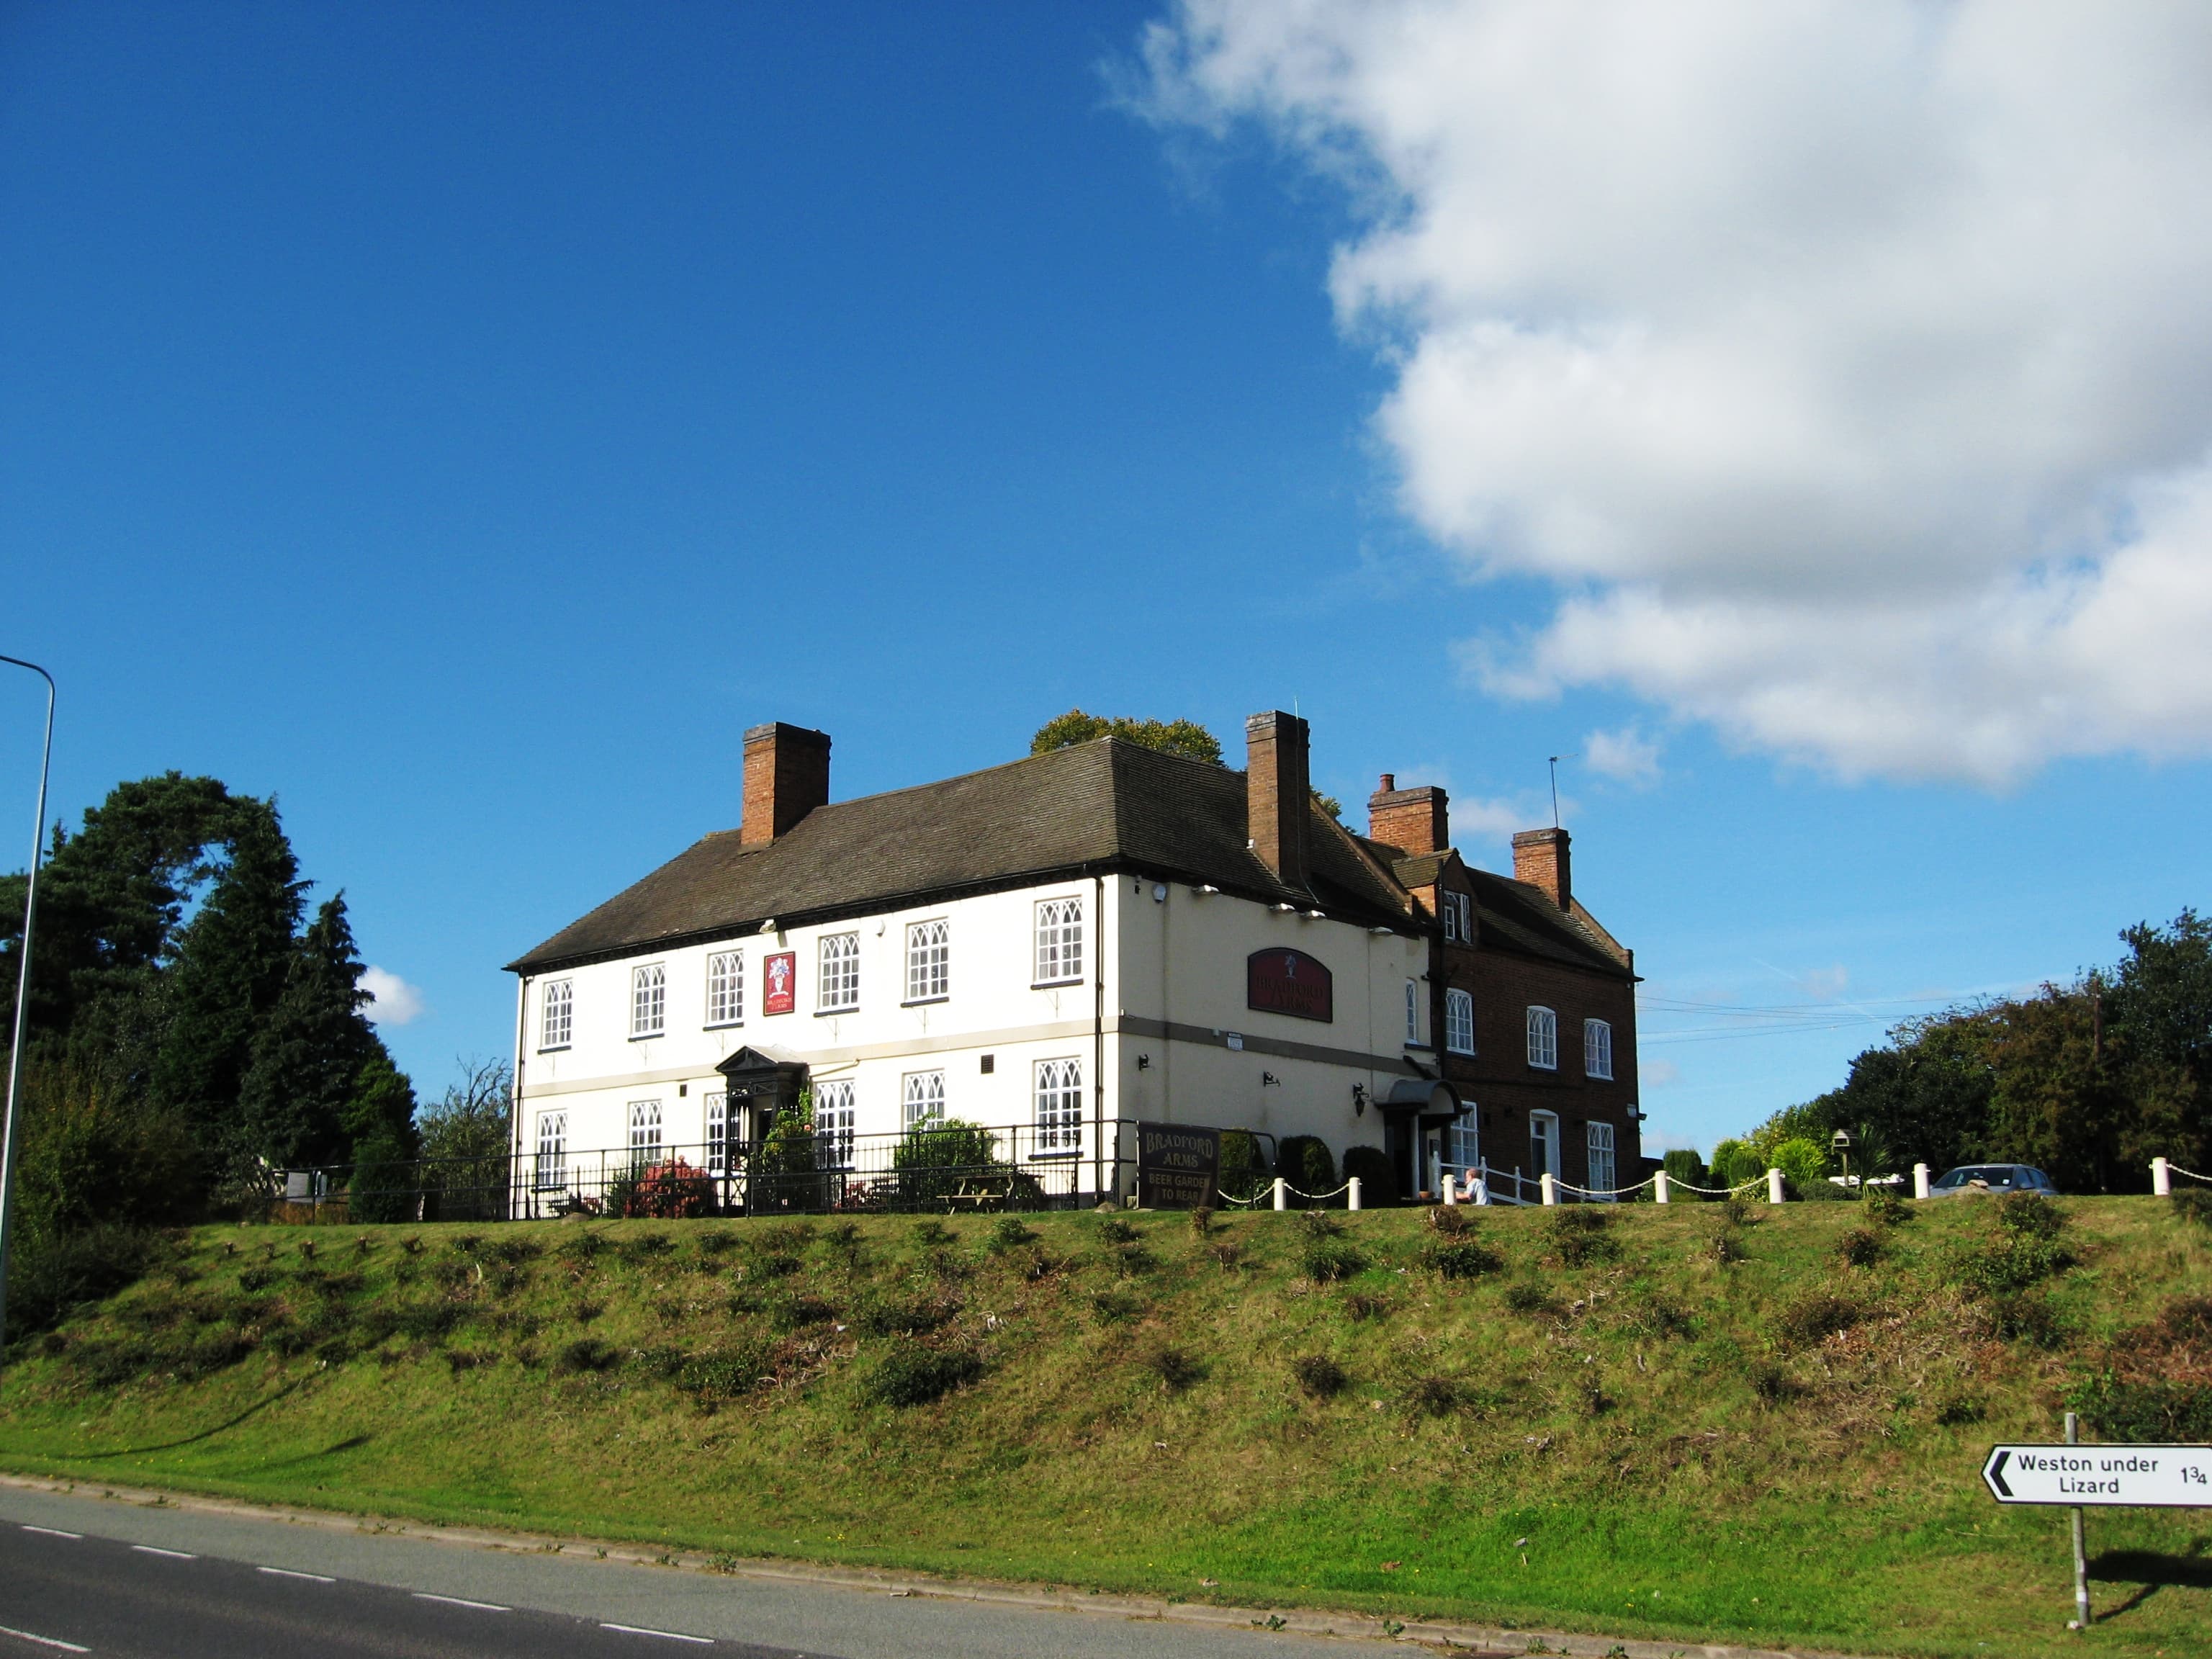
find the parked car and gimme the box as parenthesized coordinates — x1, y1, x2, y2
(1928, 1163, 2057, 1197)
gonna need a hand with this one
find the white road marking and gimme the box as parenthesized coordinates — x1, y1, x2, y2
(18, 1527, 81, 1540)
(0, 1624, 90, 1653)
(129, 1546, 195, 1560)
(600, 1623, 713, 1644)
(255, 1566, 336, 1583)
(412, 1593, 509, 1612)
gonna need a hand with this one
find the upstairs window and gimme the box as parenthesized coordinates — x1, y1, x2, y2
(630, 963, 666, 1038)
(1584, 1018, 1614, 1080)
(539, 980, 572, 1051)
(1035, 1057, 1083, 1153)
(906, 918, 950, 1002)
(1445, 988, 1476, 1056)
(903, 1069, 946, 1128)
(706, 951, 744, 1027)
(815, 1079, 856, 1169)
(818, 932, 860, 1012)
(1527, 1005, 1558, 1071)
(1034, 896, 1084, 984)
(1442, 891, 1473, 943)
(1406, 979, 1422, 1045)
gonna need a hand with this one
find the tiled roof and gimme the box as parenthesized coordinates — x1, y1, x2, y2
(508, 739, 1418, 972)
(1380, 850, 1632, 978)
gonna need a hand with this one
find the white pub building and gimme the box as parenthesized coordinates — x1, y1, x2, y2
(507, 712, 1640, 1208)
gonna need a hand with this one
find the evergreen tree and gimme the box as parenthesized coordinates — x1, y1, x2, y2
(235, 893, 381, 1169)
(149, 797, 306, 1157)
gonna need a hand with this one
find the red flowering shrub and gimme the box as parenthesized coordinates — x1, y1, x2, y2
(619, 1158, 714, 1220)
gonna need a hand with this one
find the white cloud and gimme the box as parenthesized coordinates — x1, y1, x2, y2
(1640, 1057, 1682, 1090)
(1445, 791, 1550, 849)
(1136, 2, 2212, 783)
(1582, 724, 1662, 788)
(361, 966, 426, 1027)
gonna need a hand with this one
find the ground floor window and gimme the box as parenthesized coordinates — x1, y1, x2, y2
(705, 1092, 729, 1175)
(534, 1111, 567, 1190)
(902, 1069, 945, 1129)
(1586, 1120, 1617, 1197)
(629, 1099, 663, 1160)
(816, 1079, 856, 1168)
(1444, 1118, 1480, 1177)
(1034, 1057, 1082, 1153)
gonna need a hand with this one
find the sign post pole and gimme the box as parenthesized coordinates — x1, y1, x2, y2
(2067, 1412, 2090, 1629)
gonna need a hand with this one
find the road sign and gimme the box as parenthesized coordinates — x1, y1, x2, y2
(1983, 1444, 2212, 1507)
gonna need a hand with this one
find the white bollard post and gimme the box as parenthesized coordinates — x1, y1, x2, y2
(1348, 1177, 1362, 1211)
(1913, 1162, 1931, 1200)
(1272, 1177, 1287, 1212)
(1767, 1166, 1786, 1205)
(1540, 1172, 1558, 1206)
(2153, 1157, 2172, 1197)
(1442, 1169, 1458, 1205)
(1655, 1171, 1671, 1205)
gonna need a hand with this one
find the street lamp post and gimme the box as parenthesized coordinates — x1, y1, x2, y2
(0, 655, 55, 1352)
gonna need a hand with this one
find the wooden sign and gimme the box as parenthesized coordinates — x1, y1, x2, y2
(1137, 1121, 1221, 1210)
(1247, 948, 1333, 1022)
(763, 951, 796, 1015)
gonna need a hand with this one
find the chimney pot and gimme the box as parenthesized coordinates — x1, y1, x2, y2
(1244, 711, 1310, 888)
(1511, 825, 1572, 912)
(741, 722, 832, 846)
(1367, 778, 1450, 856)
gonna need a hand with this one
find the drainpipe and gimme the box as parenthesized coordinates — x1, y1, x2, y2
(1093, 873, 1106, 1206)
(510, 975, 529, 1218)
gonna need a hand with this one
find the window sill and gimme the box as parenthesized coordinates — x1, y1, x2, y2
(901, 994, 950, 1008)
(536, 1044, 571, 1055)
(1527, 1063, 1558, 1073)
(1031, 976, 1084, 990)
(1026, 1148, 1083, 1161)
(703, 1020, 745, 1032)
(815, 1005, 858, 1017)
(629, 1031, 665, 1043)
(1446, 1046, 1477, 1058)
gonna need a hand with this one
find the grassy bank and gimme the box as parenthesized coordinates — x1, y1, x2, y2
(1, 1195, 2206, 1657)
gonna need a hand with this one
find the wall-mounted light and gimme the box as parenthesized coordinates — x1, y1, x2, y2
(1153, 884, 1167, 903)
(1137, 1053, 1151, 1071)
(1273, 902, 1298, 913)
(1195, 884, 1220, 896)
(759, 918, 778, 935)
(1262, 1071, 1281, 1087)
(1370, 925, 1394, 936)
(1305, 909, 1325, 920)
(1352, 1083, 1369, 1118)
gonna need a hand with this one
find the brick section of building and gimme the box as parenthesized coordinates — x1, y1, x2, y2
(1366, 776, 1449, 858)
(1244, 711, 1310, 889)
(1511, 827, 1570, 912)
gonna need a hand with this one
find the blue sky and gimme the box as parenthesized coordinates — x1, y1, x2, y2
(3, 4, 2207, 1154)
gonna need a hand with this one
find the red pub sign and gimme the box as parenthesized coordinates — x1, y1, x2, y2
(763, 951, 796, 1015)
(1246, 948, 1333, 1023)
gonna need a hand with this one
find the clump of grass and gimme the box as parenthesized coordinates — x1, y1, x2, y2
(677, 1341, 775, 1404)
(911, 1220, 954, 1249)
(749, 1252, 804, 1280)
(985, 1216, 1035, 1254)
(1835, 1227, 1884, 1267)
(1987, 1292, 2066, 1348)
(554, 1337, 619, 1374)
(449, 1234, 480, 1255)
(1625, 1295, 1694, 1339)
(1403, 1375, 1462, 1416)
(238, 1266, 274, 1293)
(770, 1296, 836, 1333)
(399, 1236, 423, 1254)
(1425, 1238, 1503, 1280)
(484, 1236, 541, 1267)
(1089, 1291, 1143, 1323)
(445, 1347, 497, 1374)
(1719, 1195, 1760, 1228)
(695, 1229, 739, 1257)
(2172, 1187, 2212, 1229)
(1504, 1282, 1558, 1316)
(1954, 1200, 2074, 1295)
(862, 1344, 981, 1407)
(1863, 1188, 1911, 1227)
(297, 1240, 318, 1262)
(1301, 1240, 1365, 1283)
(572, 1300, 603, 1324)
(821, 1220, 866, 1264)
(351, 1234, 375, 1256)
(858, 1295, 957, 1338)
(624, 1233, 675, 1260)
(1933, 1391, 1986, 1426)
(1749, 1362, 1798, 1405)
(1144, 1345, 1205, 1393)
(1110, 1243, 1159, 1277)
(1777, 1292, 1869, 1345)
(1208, 1240, 1243, 1272)
(1187, 1207, 1215, 1237)
(1578, 1377, 1614, 1416)
(1097, 1217, 1138, 1245)
(1345, 1291, 1390, 1321)
(1425, 1205, 1473, 1236)
(557, 1231, 605, 1267)
(1708, 1228, 1748, 1266)
(1299, 1209, 1339, 1238)
(758, 1221, 816, 1254)
(1291, 1354, 1346, 1398)
(1547, 1207, 1620, 1267)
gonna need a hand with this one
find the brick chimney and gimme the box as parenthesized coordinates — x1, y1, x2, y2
(1512, 826, 1571, 911)
(1244, 711, 1310, 888)
(741, 723, 832, 847)
(1367, 775, 1449, 856)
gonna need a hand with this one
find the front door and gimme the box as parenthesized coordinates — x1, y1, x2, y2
(1529, 1111, 1560, 1183)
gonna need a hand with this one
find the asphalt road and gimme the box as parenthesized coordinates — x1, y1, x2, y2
(0, 1485, 1414, 1659)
